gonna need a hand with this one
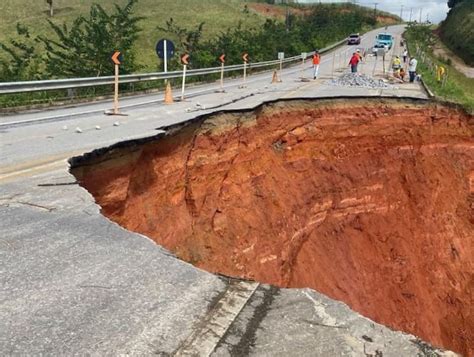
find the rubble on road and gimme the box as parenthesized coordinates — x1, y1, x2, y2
(328, 73, 393, 89)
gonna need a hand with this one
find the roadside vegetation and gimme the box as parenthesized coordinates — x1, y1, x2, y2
(439, 0, 473, 66)
(0, 0, 399, 108)
(404, 23, 474, 112)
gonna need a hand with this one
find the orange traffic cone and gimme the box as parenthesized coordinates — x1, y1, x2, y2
(164, 82, 174, 104)
(271, 70, 279, 84)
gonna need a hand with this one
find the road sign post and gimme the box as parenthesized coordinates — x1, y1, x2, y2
(181, 53, 189, 100)
(382, 53, 386, 75)
(156, 39, 175, 103)
(156, 39, 175, 71)
(217, 54, 226, 93)
(181, 64, 187, 100)
(373, 52, 378, 76)
(300, 52, 307, 80)
(240, 53, 249, 88)
(114, 62, 119, 114)
(164, 40, 168, 73)
(278, 52, 284, 82)
(332, 51, 336, 78)
(106, 50, 125, 116)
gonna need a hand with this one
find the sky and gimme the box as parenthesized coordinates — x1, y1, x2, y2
(297, 0, 450, 24)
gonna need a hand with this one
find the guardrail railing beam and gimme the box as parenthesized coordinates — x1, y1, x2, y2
(0, 39, 346, 95)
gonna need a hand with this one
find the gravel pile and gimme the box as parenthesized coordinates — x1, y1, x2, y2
(328, 73, 392, 89)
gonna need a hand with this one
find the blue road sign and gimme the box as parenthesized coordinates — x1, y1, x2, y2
(156, 39, 175, 59)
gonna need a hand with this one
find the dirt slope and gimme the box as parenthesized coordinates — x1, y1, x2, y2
(72, 98, 473, 356)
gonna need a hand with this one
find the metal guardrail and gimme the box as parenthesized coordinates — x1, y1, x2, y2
(0, 39, 346, 95)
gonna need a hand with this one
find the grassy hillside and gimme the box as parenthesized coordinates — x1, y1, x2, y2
(439, 1, 474, 65)
(0, 0, 400, 72)
(0, 0, 267, 70)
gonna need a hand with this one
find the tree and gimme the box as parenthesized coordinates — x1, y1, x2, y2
(0, 24, 42, 81)
(448, 0, 464, 9)
(156, 18, 205, 70)
(46, 0, 54, 17)
(38, 0, 143, 78)
(157, 18, 205, 54)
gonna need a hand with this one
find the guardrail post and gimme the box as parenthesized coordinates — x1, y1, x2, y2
(279, 58, 283, 81)
(219, 62, 225, 91)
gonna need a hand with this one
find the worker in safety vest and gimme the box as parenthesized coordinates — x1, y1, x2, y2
(312, 50, 320, 79)
(392, 55, 402, 76)
(349, 52, 360, 73)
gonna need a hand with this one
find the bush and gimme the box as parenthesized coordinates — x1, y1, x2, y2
(440, 1, 474, 65)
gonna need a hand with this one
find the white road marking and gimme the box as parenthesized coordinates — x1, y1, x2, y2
(174, 280, 259, 356)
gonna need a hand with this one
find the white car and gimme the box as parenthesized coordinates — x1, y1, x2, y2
(372, 44, 389, 56)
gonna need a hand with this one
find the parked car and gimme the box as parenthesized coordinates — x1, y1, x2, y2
(347, 33, 361, 45)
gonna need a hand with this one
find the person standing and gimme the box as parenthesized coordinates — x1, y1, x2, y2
(312, 50, 321, 79)
(392, 55, 402, 76)
(408, 57, 418, 82)
(349, 52, 360, 73)
(402, 49, 408, 63)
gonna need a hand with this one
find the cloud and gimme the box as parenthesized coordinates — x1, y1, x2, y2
(297, 0, 449, 24)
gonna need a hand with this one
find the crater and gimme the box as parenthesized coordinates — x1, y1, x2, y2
(71, 98, 474, 356)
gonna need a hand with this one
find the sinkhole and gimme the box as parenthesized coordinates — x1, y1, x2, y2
(71, 98, 473, 356)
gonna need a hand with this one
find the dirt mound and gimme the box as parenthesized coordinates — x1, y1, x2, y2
(72, 98, 474, 356)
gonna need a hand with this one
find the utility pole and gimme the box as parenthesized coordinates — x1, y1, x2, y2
(400, 5, 404, 22)
(409, 8, 413, 22)
(373, 3, 378, 22)
(419, 8, 422, 23)
(285, 0, 290, 33)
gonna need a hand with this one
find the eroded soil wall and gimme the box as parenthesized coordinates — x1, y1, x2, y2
(72, 99, 474, 355)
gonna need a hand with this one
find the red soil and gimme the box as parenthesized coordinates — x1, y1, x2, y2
(72, 99, 474, 356)
(248, 3, 309, 19)
(376, 15, 399, 25)
(247, 3, 397, 26)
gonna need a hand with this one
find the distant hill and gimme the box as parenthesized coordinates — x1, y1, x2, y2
(0, 0, 400, 72)
(439, 0, 474, 65)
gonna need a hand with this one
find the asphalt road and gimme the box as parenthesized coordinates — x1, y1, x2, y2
(1, 25, 446, 356)
(0, 24, 424, 181)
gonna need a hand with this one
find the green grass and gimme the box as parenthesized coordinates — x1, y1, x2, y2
(405, 31, 474, 112)
(0, 1, 401, 109)
(0, 0, 400, 72)
(0, 0, 267, 71)
(421, 61, 474, 112)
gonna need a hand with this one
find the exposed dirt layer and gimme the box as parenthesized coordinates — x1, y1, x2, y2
(72, 98, 474, 356)
(247, 3, 309, 19)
